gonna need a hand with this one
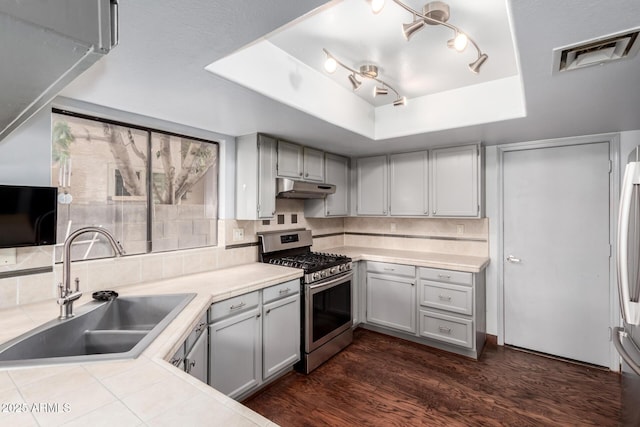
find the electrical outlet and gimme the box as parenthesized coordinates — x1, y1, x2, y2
(0, 248, 17, 265)
(233, 228, 244, 241)
(390, 223, 397, 232)
(456, 224, 465, 235)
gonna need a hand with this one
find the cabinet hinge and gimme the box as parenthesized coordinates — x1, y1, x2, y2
(257, 203, 260, 212)
(610, 244, 612, 258)
(609, 160, 612, 173)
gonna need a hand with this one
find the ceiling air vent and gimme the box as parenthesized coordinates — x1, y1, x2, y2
(552, 29, 640, 74)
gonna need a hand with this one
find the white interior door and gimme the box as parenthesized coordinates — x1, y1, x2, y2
(503, 142, 611, 366)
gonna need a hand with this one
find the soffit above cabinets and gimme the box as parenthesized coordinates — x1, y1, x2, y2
(205, 0, 526, 140)
(0, 0, 117, 143)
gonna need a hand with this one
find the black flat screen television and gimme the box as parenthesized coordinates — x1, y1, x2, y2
(0, 185, 57, 248)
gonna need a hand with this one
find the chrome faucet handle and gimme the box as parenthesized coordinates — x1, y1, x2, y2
(74, 277, 80, 292)
(58, 282, 65, 298)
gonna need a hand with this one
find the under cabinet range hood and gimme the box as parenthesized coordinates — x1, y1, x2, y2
(0, 0, 119, 142)
(276, 178, 335, 199)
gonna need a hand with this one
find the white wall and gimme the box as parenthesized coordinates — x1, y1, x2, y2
(0, 106, 52, 186)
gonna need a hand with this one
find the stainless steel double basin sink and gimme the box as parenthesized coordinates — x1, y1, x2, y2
(0, 293, 195, 368)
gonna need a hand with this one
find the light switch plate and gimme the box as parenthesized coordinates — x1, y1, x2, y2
(233, 228, 244, 241)
(0, 248, 17, 265)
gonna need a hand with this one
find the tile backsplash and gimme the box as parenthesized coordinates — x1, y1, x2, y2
(0, 199, 488, 309)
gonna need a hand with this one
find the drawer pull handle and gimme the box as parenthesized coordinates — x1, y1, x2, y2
(383, 267, 395, 271)
(230, 302, 246, 310)
(438, 295, 452, 302)
(438, 326, 452, 334)
(195, 322, 206, 333)
(170, 357, 183, 367)
(438, 274, 451, 279)
(279, 288, 291, 294)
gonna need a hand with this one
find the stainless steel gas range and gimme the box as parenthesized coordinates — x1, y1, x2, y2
(258, 229, 353, 374)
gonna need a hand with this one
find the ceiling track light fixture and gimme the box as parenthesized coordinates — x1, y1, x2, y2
(323, 48, 406, 107)
(368, 0, 489, 73)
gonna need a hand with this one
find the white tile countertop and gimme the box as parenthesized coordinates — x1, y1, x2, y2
(0, 263, 302, 427)
(0, 249, 487, 426)
(324, 246, 490, 273)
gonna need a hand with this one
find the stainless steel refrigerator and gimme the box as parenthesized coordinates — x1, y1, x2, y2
(615, 146, 640, 425)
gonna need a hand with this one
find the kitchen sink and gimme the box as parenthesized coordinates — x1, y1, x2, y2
(0, 293, 196, 368)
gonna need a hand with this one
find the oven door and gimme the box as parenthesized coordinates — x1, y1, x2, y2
(305, 271, 353, 353)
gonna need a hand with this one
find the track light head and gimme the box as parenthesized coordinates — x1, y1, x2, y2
(402, 17, 425, 41)
(393, 96, 407, 107)
(370, 0, 385, 14)
(373, 86, 388, 97)
(447, 32, 468, 52)
(468, 53, 488, 74)
(324, 55, 337, 73)
(348, 73, 362, 90)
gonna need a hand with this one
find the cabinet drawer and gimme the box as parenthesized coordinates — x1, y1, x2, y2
(419, 310, 473, 349)
(263, 279, 300, 304)
(209, 291, 260, 322)
(419, 280, 473, 315)
(419, 267, 472, 286)
(367, 261, 415, 277)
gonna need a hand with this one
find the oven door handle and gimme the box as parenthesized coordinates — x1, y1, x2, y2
(308, 271, 353, 292)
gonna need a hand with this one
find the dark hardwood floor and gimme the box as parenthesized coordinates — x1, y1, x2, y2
(244, 328, 621, 426)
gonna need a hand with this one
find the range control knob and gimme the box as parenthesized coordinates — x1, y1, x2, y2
(330, 267, 338, 274)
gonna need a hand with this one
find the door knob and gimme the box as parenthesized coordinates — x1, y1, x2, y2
(506, 255, 521, 263)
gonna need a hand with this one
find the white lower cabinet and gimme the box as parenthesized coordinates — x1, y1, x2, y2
(361, 261, 486, 359)
(208, 280, 300, 400)
(366, 264, 416, 334)
(184, 329, 209, 383)
(170, 312, 208, 384)
(209, 306, 261, 399)
(263, 293, 300, 380)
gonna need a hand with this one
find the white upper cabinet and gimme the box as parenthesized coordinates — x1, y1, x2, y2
(430, 145, 480, 217)
(277, 140, 303, 179)
(389, 151, 429, 216)
(303, 147, 324, 182)
(356, 155, 388, 216)
(305, 153, 349, 217)
(277, 141, 324, 182)
(236, 134, 276, 220)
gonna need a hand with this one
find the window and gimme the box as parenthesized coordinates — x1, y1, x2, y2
(51, 111, 218, 261)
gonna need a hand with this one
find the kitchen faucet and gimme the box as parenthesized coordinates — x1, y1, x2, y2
(58, 226, 125, 319)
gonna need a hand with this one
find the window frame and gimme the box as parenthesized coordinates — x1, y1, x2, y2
(52, 108, 220, 256)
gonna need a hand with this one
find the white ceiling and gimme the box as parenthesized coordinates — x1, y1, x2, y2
(59, 0, 640, 156)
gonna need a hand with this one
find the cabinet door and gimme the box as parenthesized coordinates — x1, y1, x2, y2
(262, 294, 300, 380)
(390, 151, 428, 216)
(356, 155, 388, 216)
(325, 153, 349, 216)
(258, 135, 277, 218)
(430, 145, 479, 217)
(209, 307, 261, 399)
(277, 140, 303, 178)
(303, 147, 324, 181)
(185, 330, 208, 384)
(366, 273, 416, 333)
